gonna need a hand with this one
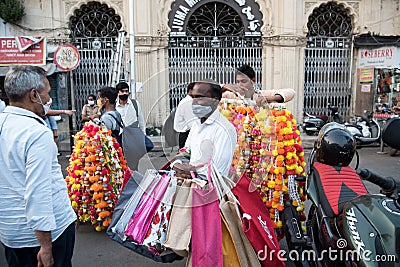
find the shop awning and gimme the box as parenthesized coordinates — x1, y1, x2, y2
(354, 33, 400, 48)
(0, 63, 61, 77)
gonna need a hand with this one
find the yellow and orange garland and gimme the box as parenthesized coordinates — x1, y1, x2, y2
(65, 122, 128, 231)
(220, 100, 307, 236)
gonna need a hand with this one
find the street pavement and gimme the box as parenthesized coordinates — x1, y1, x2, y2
(1, 134, 399, 267)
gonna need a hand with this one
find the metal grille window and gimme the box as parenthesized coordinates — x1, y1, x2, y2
(71, 37, 119, 129)
(187, 2, 244, 36)
(69, 1, 122, 38)
(304, 2, 353, 122)
(168, 2, 262, 111)
(69, 1, 122, 130)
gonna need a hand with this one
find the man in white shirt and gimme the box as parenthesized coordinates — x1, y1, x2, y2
(173, 82, 196, 148)
(0, 98, 5, 113)
(173, 80, 237, 178)
(0, 66, 76, 267)
(115, 82, 146, 133)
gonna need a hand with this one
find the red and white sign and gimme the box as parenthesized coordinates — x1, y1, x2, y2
(15, 36, 44, 52)
(54, 44, 80, 71)
(358, 46, 400, 68)
(373, 113, 393, 119)
(0, 37, 46, 66)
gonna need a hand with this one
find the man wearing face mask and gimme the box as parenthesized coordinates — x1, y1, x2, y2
(115, 82, 146, 134)
(97, 86, 123, 147)
(172, 80, 237, 179)
(81, 94, 100, 126)
(0, 66, 76, 267)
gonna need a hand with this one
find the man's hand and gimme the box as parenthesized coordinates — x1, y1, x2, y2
(64, 110, 76, 116)
(35, 231, 53, 267)
(37, 245, 54, 267)
(89, 114, 99, 120)
(222, 84, 255, 99)
(173, 162, 196, 179)
(222, 91, 240, 99)
(254, 93, 284, 106)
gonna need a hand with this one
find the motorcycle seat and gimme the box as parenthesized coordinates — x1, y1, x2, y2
(312, 115, 329, 121)
(311, 162, 368, 217)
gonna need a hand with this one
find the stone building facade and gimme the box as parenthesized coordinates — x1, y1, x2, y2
(1, 0, 399, 129)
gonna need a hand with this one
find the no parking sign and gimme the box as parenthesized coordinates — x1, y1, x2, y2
(54, 44, 80, 71)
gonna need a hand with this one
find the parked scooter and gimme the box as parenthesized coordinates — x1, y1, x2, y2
(344, 111, 381, 146)
(283, 122, 400, 267)
(303, 104, 341, 136)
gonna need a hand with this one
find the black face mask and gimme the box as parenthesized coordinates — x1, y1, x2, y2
(119, 94, 129, 101)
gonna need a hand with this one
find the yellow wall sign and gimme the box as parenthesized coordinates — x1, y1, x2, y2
(360, 68, 374, 84)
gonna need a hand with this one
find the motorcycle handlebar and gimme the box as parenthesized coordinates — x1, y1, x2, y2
(357, 169, 398, 194)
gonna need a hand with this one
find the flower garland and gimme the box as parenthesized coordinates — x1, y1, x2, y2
(220, 100, 307, 235)
(65, 122, 128, 231)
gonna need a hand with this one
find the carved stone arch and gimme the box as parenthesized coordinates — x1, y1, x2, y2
(254, 0, 273, 36)
(158, 0, 175, 35)
(164, 0, 264, 36)
(65, 1, 126, 34)
(303, 1, 359, 35)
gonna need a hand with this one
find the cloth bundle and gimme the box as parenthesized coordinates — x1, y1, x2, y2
(107, 170, 183, 262)
(108, 163, 285, 266)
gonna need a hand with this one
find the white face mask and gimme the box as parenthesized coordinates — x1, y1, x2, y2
(192, 104, 213, 118)
(88, 100, 95, 106)
(37, 92, 52, 116)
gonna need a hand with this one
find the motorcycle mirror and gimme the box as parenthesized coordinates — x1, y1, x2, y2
(382, 117, 400, 150)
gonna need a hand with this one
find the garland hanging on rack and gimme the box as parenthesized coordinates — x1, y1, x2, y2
(220, 99, 307, 236)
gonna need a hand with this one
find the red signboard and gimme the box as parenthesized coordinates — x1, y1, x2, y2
(0, 37, 46, 66)
(373, 113, 393, 119)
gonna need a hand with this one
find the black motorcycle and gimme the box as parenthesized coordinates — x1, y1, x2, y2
(283, 121, 400, 267)
(303, 104, 341, 136)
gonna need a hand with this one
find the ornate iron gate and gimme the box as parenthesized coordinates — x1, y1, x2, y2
(68, 1, 123, 130)
(303, 2, 353, 122)
(304, 37, 352, 121)
(167, 0, 263, 111)
(71, 37, 118, 129)
(168, 36, 262, 110)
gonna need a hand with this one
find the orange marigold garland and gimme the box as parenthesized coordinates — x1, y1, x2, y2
(220, 100, 307, 235)
(65, 121, 128, 231)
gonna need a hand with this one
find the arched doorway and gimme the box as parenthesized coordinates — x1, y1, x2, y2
(167, 0, 263, 110)
(303, 2, 353, 122)
(69, 1, 123, 129)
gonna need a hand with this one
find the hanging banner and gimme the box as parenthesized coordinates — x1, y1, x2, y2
(168, 0, 263, 36)
(358, 46, 400, 68)
(15, 36, 44, 52)
(0, 37, 46, 66)
(359, 68, 374, 83)
(54, 44, 80, 71)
